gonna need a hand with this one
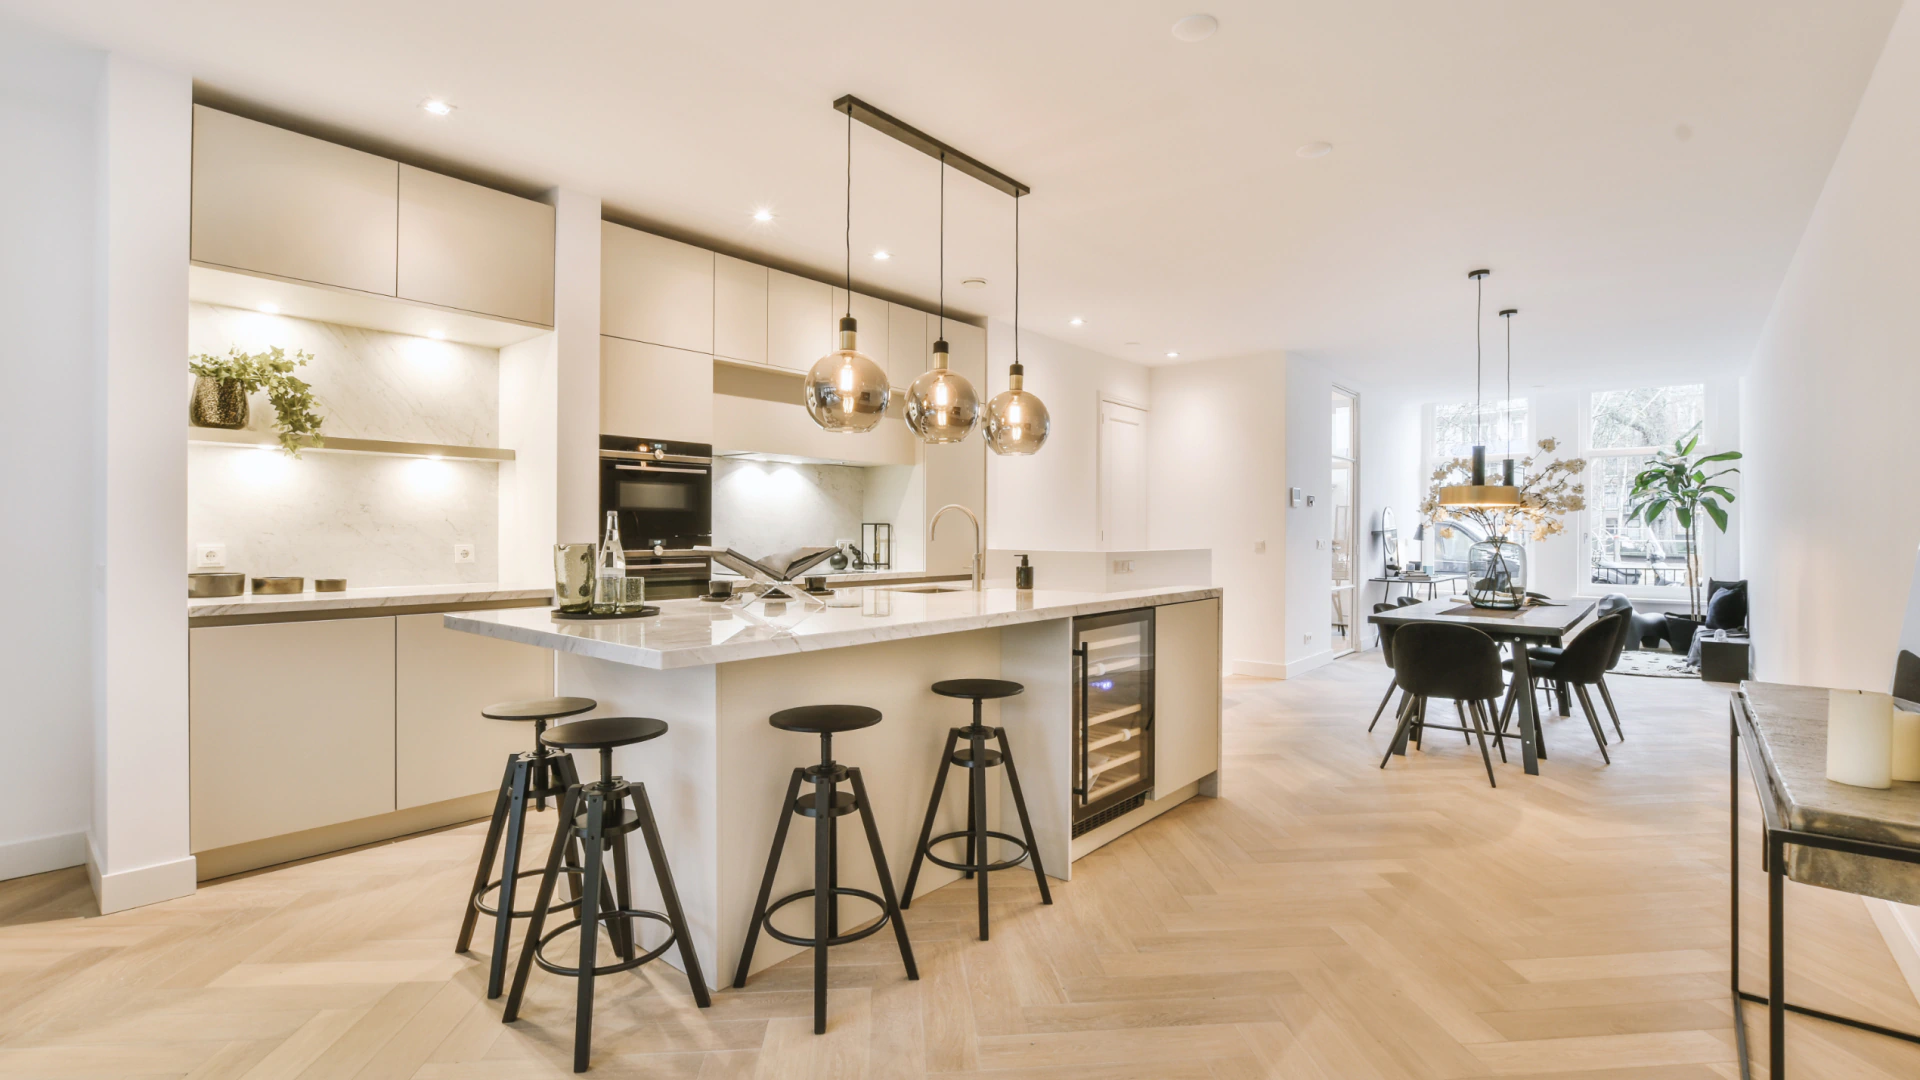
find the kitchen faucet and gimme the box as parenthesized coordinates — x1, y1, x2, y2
(929, 504, 984, 591)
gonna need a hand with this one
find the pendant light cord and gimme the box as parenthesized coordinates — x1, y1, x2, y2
(844, 105, 852, 317)
(1013, 194, 1021, 366)
(1474, 272, 1483, 448)
(938, 155, 945, 339)
(1505, 312, 1513, 457)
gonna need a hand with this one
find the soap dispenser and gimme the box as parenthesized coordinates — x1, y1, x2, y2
(1015, 554, 1034, 591)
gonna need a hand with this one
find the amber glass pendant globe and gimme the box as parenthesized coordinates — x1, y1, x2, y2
(905, 340, 979, 443)
(984, 362, 1049, 455)
(804, 317, 891, 433)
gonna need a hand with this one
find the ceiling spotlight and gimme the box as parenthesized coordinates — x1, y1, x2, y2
(1069, 316, 1085, 326)
(1297, 142, 1333, 159)
(421, 99, 455, 116)
(257, 303, 279, 315)
(961, 277, 987, 289)
(1165, 351, 1180, 359)
(1171, 14, 1219, 42)
(752, 207, 774, 223)
(427, 329, 446, 340)
(872, 250, 891, 261)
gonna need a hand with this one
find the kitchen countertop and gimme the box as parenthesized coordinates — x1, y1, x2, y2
(445, 582, 1221, 669)
(189, 582, 552, 619)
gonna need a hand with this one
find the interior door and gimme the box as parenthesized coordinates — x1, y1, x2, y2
(1331, 388, 1359, 656)
(1100, 400, 1148, 550)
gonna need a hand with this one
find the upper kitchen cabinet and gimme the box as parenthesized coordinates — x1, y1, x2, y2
(602, 336, 714, 443)
(832, 288, 890, 376)
(396, 165, 554, 326)
(190, 106, 399, 296)
(714, 254, 768, 365)
(887, 304, 927, 390)
(943, 320, 988, 385)
(602, 222, 713, 353)
(767, 269, 833, 373)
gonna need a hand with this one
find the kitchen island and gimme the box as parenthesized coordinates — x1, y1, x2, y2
(445, 582, 1223, 987)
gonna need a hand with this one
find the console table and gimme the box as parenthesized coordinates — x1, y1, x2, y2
(1731, 683, 1920, 1078)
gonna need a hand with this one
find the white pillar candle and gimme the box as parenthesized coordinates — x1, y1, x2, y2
(1892, 705, 1920, 783)
(1827, 689, 1894, 790)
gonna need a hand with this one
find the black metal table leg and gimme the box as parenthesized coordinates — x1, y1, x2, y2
(1511, 642, 1541, 774)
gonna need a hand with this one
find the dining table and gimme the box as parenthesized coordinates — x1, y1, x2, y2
(1368, 595, 1597, 775)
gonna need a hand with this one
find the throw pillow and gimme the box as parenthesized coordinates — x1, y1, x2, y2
(1707, 586, 1747, 631)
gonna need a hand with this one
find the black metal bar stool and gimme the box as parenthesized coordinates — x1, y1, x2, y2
(502, 716, 710, 1073)
(901, 679, 1051, 940)
(733, 704, 918, 1035)
(457, 696, 600, 999)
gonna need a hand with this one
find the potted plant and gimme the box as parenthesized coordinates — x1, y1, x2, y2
(1420, 438, 1587, 605)
(1624, 427, 1740, 644)
(188, 346, 326, 456)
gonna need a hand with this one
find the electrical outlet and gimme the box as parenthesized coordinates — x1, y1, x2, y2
(195, 543, 227, 568)
(453, 543, 476, 564)
(1303, 632, 1314, 643)
(1254, 540, 1267, 554)
(1112, 559, 1134, 574)
(1316, 538, 1326, 550)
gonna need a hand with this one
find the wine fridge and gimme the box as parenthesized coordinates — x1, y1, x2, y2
(1072, 607, 1155, 834)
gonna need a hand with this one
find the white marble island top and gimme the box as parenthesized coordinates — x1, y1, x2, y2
(445, 583, 1221, 669)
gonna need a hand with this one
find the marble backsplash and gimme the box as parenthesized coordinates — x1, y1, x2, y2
(187, 304, 501, 586)
(712, 459, 867, 561)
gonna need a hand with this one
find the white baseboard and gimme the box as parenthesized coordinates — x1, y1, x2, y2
(0, 831, 87, 883)
(1865, 897, 1920, 1007)
(1285, 649, 1338, 679)
(86, 838, 196, 915)
(1229, 658, 1287, 679)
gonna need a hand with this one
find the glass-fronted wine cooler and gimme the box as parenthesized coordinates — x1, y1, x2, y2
(1072, 607, 1155, 835)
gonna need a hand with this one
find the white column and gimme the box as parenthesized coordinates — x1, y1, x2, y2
(90, 52, 195, 913)
(553, 190, 602, 544)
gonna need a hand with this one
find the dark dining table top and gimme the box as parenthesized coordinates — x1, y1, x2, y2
(1366, 596, 1597, 641)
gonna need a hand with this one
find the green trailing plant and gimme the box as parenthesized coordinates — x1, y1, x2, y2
(189, 346, 326, 456)
(1625, 426, 1741, 620)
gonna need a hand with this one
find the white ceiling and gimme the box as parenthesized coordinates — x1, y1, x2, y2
(2, 0, 1900, 394)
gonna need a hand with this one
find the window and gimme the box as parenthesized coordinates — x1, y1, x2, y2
(1432, 399, 1527, 464)
(1580, 384, 1706, 594)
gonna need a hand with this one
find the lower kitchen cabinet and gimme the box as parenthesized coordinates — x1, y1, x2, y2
(394, 613, 552, 809)
(1152, 597, 1223, 794)
(189, 618, 397, 852)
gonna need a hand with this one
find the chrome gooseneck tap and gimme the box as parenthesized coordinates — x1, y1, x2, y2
(929, 504, 984, 591)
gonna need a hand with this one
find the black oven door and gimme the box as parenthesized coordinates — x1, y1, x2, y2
(600, 458, 712, 548)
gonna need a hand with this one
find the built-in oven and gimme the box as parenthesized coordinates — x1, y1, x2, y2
(599, 436, 714, 599)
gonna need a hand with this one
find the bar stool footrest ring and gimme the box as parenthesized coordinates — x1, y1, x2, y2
(531, 909, 677, 977)
(922, 829, 1032, 874)
(473, 867, 584, 920)
(763, 887, 894, 948)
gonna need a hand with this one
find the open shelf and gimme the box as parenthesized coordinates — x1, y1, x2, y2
(187, 426, 515, 462)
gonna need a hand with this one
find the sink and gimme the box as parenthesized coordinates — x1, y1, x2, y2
(886, 584, 967, 594)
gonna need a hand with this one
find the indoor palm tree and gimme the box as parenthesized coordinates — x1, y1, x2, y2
(1625, 428, 1741, 620)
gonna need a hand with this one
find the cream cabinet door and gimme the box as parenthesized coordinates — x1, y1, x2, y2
(1152, 598, 1223, 794)
(832, 288, 890, 377)
(767, 269, 833, 373)
(190, 106, 399, 296)
(945, 321, 988, 386)
(395, 613, 553, 810)
(189, 618, 397, 852)
(888, 304, 928, 391)
(397, 165, 555, 326)
(714, 254, 768, 365)
(602, 336, 715, 443)
(601, 222, 713, 352)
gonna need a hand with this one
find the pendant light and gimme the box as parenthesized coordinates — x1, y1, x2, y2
(984, 194, 1050, 455)
(1499, 307, 1518, 487)
(1438, 268, 1521, 507)
(803, 106, 891, 433)
(904, 154, 980, 442)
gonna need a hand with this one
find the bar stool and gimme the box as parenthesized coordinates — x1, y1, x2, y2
(457, 696, 599, 999)
(502, 716, 710, 1073)
(901, 679, 1051, 940)
(733, 705, 917, 1035)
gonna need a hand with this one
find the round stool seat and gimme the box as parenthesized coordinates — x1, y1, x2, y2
(931, 679, 1024, 701)
(542, 716, 668, 750)
(769, 704, 882, 734)
(482, 696, 597, 721)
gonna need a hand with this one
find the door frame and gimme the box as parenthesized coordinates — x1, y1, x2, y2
(1331, 384, 1361, 656)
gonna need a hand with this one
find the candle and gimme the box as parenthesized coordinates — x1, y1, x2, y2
(1894, 704, 1920, 783)
(1827, 689, 1894, 790)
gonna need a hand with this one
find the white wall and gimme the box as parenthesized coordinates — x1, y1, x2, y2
(0, 21, 101, 883)
(1745, 0, 1920, 691)
(984, 321, 1150, 552)
(1147, 354, 1289, 675)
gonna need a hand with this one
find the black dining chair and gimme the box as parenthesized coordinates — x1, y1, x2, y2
(1378, 623, 1506, 787)
(1512, 595, 1633, 739)
(1368, 602, 1404, 730)
(1501, 611, 1630, 763)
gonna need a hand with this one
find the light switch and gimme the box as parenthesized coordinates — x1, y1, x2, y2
(196, 543, 227, 568)
(453, 542, 476, 564)
(1316, 539, 1326, 550)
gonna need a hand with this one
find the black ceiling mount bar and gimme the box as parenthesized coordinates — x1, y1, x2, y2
(833, 95, 1031, 198)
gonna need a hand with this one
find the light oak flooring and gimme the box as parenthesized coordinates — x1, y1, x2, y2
(4, 654, 1920, 1078)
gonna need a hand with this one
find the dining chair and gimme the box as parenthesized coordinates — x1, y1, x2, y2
(1501, 611, 1630, 763)
(1379, 623, 1505, 787)
(1512, 595, 1633, 738)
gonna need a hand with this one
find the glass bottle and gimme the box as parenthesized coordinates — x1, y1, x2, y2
(593, 511, 628, 614)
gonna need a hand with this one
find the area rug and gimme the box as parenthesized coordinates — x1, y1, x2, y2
(1614, 648, 1698, 679)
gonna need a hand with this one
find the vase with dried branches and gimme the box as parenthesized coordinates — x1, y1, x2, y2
(1420, 438, 1587, 606)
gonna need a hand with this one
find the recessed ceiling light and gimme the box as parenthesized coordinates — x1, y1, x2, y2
(1674, 123, 1695, 143)
(1069, 316, 1085, 326)
(872, 250, 891, 261)
(961, 277, 987, 289)
(257, 302, 279, 314)
(752, 207, 774, 223)
(427, 329, 446, 340)
(421, 99, 454, 116)
(1166, 351, 1180, 359)
(1171, 14, 1218, 42)
(1296, 141, 1333, 159)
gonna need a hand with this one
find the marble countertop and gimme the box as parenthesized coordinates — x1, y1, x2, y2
(445, 582, 1221, 670)
(189, 582, 553, 618)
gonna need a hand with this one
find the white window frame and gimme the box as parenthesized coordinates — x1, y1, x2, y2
(1420, 397, 1530, 567)
(1575, 383, 1712, 602)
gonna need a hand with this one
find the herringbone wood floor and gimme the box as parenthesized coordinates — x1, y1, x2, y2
(4, 655, 1920, 1078)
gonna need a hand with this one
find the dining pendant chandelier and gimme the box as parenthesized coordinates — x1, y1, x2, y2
(1438, 268, 1521, 508)
(803, 105, 891, 433)
(984, 194, 1050, 455)
(905, 155, 980, 442)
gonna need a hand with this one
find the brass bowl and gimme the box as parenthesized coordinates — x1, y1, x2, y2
(188, 572, 245, 598)
(314, 578, 347, 592)
(250, 576, 304, 595)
